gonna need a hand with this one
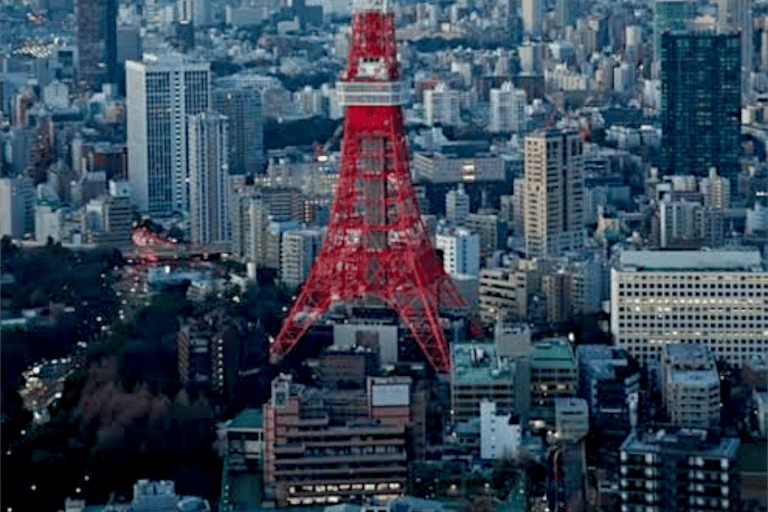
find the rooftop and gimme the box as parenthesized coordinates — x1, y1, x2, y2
(618, 250, 764, 272)
(530, 338, 576, 369)
(621, 429, 740, 460)
(451, 342, 513, 384)
(227, 408, 263, 430)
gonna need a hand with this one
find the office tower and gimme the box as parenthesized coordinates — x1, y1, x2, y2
(489, 82, 527, 134)
(554, 0, 577, 29)
(718, 0, 753, 94)
(126, 56, 211, 216)
(610, 249, 768, 366)
(524, 129, 585, 258)
(188, 112, 230, 245)
(576, 345, 640, 432)
(424, 82, 461, 126)
(619, 430, 740, 512)
(661, 344, 721, 429)
(653, 0, 694, 58)
(445, 183, 470, 225)
(660, 31, 741, 182)
(280, 229, 323, 289)
(522, 0, 544, 37)
(435, 228, 481, 277)
(212, 88, 264, 174)
(75, 0, 117, 91)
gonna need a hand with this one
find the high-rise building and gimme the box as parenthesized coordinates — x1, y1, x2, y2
(660, 31, 741, 182)
(280, 229, 323, 289)
(554, 0, 577, 29)
(619, 430, 740, 512)
(661, 344, 721, 429)
(489, 82, 527, 134)
(700, 167, 731, 209)
(652, 0, 694, 60)
(435, 228, 480, 277)
(126, 56, 211, 215)
(188, 112, 230, 245)
(522, 0, 544, 36)
(424, 82, 461, 126)
(718, 0, 753, 93)
(178, 0, 212, 26)
(524, 130, 585, 258)
(0, 176, 33, 239)
(212, 87, 264, 174)
(445, 184, 470, 225)
(75, 0, 117, 91)
(610, 250, 768, 366)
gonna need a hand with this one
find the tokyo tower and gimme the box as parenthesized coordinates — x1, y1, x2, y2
(269, 0, 467, 372)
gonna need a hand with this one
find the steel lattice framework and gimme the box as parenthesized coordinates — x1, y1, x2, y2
(269, 0, 466, 373)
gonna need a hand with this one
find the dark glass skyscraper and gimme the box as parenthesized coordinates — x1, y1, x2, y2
(75, 0, 117, 92)
(660, 31, 741, 182)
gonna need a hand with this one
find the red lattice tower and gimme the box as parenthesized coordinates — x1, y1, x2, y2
(270, 0, 466, 373)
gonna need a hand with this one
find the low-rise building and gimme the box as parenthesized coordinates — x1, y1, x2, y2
(480, 400, 522, 460)
(661, 344, 721, 430)
(529, 338, 579, 431)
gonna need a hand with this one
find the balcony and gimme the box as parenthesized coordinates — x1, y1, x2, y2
(337, 81, 406, 106)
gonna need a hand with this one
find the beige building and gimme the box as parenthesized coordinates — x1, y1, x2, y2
(523, 129, 585, 258)
(479, 267, 530, 322)
(661, 343, 721, 429)
(610, 250, 768, 366)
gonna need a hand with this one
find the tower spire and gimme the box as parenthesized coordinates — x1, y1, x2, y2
(269, 2, 466, 372)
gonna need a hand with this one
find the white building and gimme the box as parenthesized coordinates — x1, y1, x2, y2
(489, 82, 527, 134)
(661, 344, 721, 429)
(610, 250, 768, 366)
(554, 397, 589, 442)
(126, 55, 211, 215)
(177, 0, 212, 26)
(189, 112, 231, 245)
(436, 228, 480, 277)
(659, 197, 700, 248)
(480, 401, 522, 460)
(446, 184, 470, 225)
(424, 82, 461, 126)
(280, 228, 322, 289)
(522, 0, 544, 36)
(35, 200, 62, 243)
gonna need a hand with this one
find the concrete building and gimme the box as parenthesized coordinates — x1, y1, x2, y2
(189, 112, 231, 246)
(529, 338, 579, 431)
(412, 152, 505, 184)
(661, 344, 721, 429)
(450, 342, 529, 424)
(479, 267, 529, 322)
(610, 250, 768, 366)
(619, 429, 740, 512)
(543, 271, 572, 324)
(524, 130, 585, 258)
(522, 0, 544, 36)
(465, 212, 505, 265)
(554, 397, 589, 442)
(83, 181, 132, 247)
(218, 408, 264, 511)
(35, 199, 63, 243)
(576, 345, 640, 432)
(213, 87, 264, 174)
(700, 167, 731, 209)
(263, 375, 419, 507)
(126, 55, 211, 215)
(445, 184, 470, 225)
(435, 228, 480, 277)
(280, 228, 322, 289)
(424, 83, 461, 127)
(480, 400, 522, 460)
(489, 82, 527, 134)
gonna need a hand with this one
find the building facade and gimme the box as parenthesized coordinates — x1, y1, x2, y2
(489, 82, 527, 134)
(660, 31, 741, 182)
(126, 56, 211, 215)
(212, 88, 264, 175)
(661, 344, 721, 429)
(610, 250, 768, 366)
(524, 130, 585, 259)
(189, 112, 231, 245)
